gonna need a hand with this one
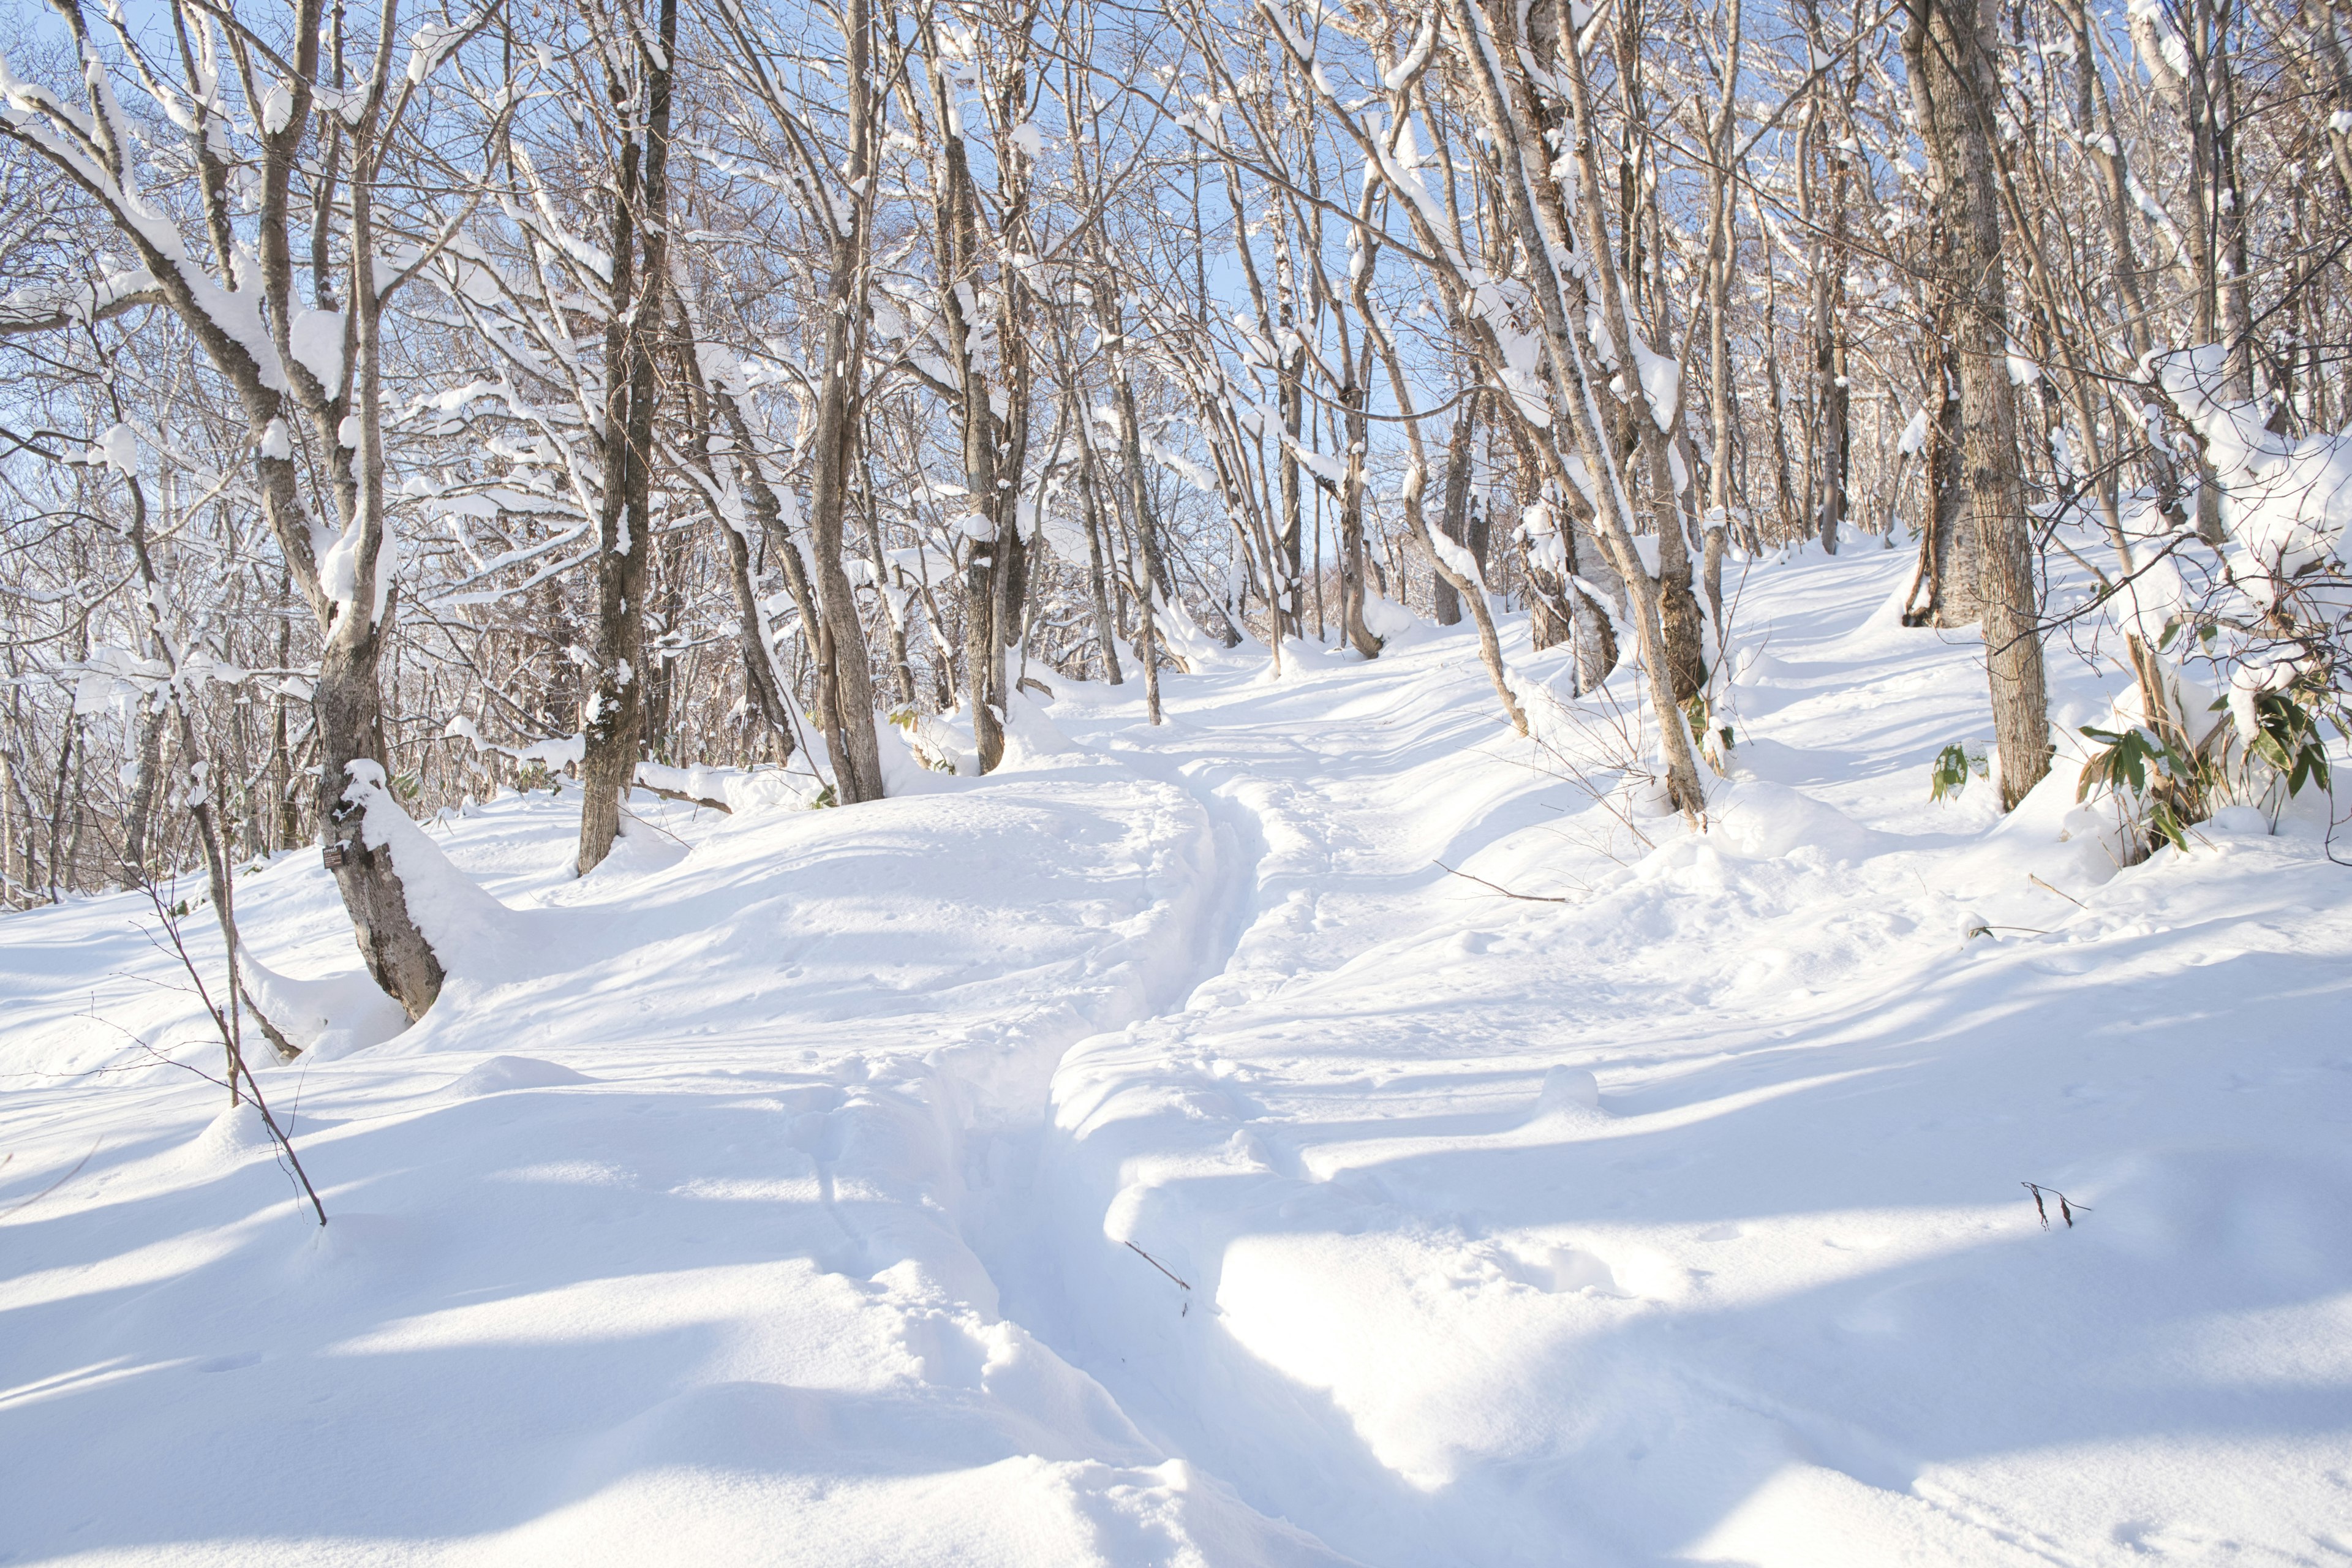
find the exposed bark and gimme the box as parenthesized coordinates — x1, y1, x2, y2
(797, 0, 887, 802)
(119, 704, 165, 889)
(1905, 0, 2053, 809)
(1432, 393, 1479, 627)
(577, 0, 679, 875)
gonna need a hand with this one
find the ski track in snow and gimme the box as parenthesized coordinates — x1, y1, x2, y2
(6, 550, 2352, 1566)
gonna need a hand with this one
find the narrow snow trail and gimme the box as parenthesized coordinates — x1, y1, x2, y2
(981, 640, 1642, 1564)
(0, 735, 1351, 1565)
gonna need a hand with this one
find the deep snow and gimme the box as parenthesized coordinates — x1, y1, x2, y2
(5, 548, 2351, 1566)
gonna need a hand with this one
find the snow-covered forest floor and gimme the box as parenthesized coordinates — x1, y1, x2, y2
(6, 548, 2351, 1566)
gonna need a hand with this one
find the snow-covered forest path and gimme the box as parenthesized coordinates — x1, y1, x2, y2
(974, 551, 2352, 1568)
(6, 551, 2352, 1566)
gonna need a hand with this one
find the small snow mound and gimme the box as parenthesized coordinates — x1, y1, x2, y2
(636, 760, 829, 815)
(571, 1381, 834, 1482)
(996, 690, 1084, 769)
(1866, 575, 1931, 630)
(1152, 594, 1246, 673)
(1361, 594, 1422, 645)
(1625, 774, 1681, 818)
(724, 766, 833, 812)
(2206, 804, 2270, 836)
(1975, 765, 2129, 891)
(583, 815, 688, 878)
(242, 954, 407, 1057)
(186, 1100, 277, 1167)
(306, 1028, 369, 1062)
(1707, 779, 1888, 862)
(445, 1055, 593, 1097)
(1506, 1240, 1626, 1296)
(1530, 1065, 1601, 1119)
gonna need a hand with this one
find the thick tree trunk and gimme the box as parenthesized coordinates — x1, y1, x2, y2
(720, 513, 797, 759)
(1526, 559, 1574, 652)
(271, 582, 300, 851)
(1814, 211, 1850, 556)
(1905, 0, 2052, 809)
(805, 398, 886, 801)
(317, 623, 443, 1011)
(1646, 430, 1709, 704)
(1921, 345, 1981, 627)
(1567, 519, 1622, 692)
(861, 462, 919, 709)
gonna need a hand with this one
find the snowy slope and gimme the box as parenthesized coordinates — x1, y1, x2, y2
(5, 549, 2351, 1566)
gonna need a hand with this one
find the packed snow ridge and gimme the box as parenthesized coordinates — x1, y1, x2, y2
(5, 552, 2350, 1567)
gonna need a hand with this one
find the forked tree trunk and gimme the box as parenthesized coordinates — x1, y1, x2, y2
(799, 0, 886, 802)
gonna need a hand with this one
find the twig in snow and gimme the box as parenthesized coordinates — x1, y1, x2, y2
(2022, 1182, 2090, 1229)
(633, 783, 731, 815)
(2029, 875, 2087, 909)
(1961, 914, 2050, 939)
(138, 883, 329, 1227)
(1434, 861, 1570, 904)
(1126, 1240, 1192, 1291)
(619, 805, 693, 848)
(0, 1139, 99, 1219)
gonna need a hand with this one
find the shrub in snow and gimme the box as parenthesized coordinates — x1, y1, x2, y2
(2056, 348, 2352, 857)
(2074, 674, 2332, 856)
(1929, 742, 1989, 803)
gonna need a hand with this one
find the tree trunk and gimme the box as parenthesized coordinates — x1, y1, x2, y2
(1076, 405, 1126, 685)
(1336, 377, 1381, 658)
(1905, 0, 2053, 809)
(119, 704, 165, 889)
(576, 0, 676, 875)
(861, 456, 919, 709)
(1110, 343, 1168, 722)
(1915, 330, 1982, 627)
(1433, 394, 1479, 626)
(801, 0, 887, 801)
